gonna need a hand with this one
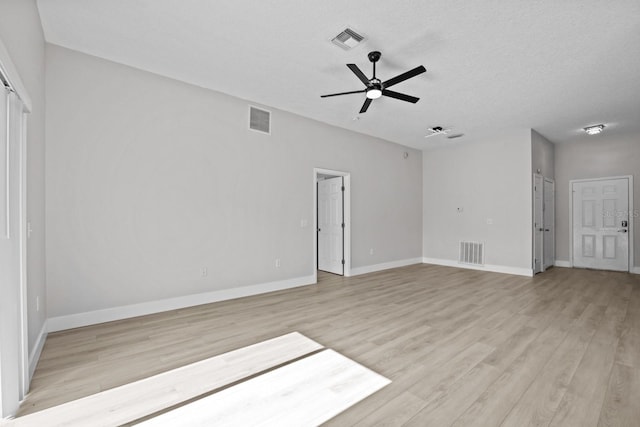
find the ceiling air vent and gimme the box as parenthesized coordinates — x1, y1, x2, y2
(331, 28, 365, 50)
(249, 106, 271, 134)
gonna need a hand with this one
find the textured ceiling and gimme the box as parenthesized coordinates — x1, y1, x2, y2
(37, 0, 640, 149)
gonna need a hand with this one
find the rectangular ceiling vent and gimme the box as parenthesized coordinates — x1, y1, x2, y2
(459, 241, 484, 266)
(249, 106, 271, 134)
(331, 28, 365, 50)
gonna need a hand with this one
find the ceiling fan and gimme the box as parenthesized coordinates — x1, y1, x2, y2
(321, 51, 426, 114)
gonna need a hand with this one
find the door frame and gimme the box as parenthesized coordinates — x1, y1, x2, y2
(18, 110, 28, 398)
(569, 175, 634, 271)
(543, 178, 555, 270)
(313, 168, 351, 281)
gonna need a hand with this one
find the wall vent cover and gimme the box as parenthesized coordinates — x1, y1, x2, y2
(249, 106, 271, 134)
(331, 28, 365, 50)
(459, 241, 484, 266)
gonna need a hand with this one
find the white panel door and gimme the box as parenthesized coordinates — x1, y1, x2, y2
(543, 179, 555, 270)
(533, 175, 544, 274)
(318, 177, 343, 275)
(572, 178, 629, 271)
(0, 89, 25, 417)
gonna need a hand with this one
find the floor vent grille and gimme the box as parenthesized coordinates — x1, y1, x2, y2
(459, 241, 484, 265)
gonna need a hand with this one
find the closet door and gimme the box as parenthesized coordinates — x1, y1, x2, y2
(0, 88, 28, 417)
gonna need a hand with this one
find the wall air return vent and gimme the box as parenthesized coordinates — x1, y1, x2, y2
(249, 106, 271, 134)
(459, 241, 484, 266)
(331, 28, 365, 50)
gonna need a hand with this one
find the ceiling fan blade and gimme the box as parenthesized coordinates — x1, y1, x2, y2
(347, 64, 370, 86)
(382, 90, 419, 103)
(320, 89, 366, 98)
(359, 98, 373, 114)
(382, 65, 426, 88)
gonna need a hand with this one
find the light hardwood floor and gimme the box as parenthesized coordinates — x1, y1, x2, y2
(17, 264, 640, 426)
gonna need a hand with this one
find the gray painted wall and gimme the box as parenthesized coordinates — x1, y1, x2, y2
(555, 132, 640, 267)
(531, 130, 555, 179)
(0, 0, 47, 353)
(422, 129, 532, 270)
(45, 45, 423, 318)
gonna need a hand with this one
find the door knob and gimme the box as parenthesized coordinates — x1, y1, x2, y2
(544, 229, 550, 232)
(618, 229, 627, 233)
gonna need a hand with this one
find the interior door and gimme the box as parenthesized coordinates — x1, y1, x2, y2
(533, 174, 544, 274)
(543, 179, 555, 269)
(317, 176, 343, 275)
(572, 178, 629, 271)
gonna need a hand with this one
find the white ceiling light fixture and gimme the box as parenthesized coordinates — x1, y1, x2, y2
(583, 124, 605, 135)
(424, 126, 452, 138)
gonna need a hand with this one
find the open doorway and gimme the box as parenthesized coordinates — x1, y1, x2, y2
(313, 168, 351, 280)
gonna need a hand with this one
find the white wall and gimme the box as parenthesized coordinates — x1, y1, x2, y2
(555, 132, 640, 267)
(45, 45, 422, 320)
(422, 129, 533, 274)
(0, 0, 47, 360)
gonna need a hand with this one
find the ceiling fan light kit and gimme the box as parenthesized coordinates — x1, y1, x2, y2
(366, 88, 382, 99)
(321, 51, 426, 114)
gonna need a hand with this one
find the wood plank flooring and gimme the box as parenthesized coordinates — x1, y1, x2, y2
(16, 264, 640, 426)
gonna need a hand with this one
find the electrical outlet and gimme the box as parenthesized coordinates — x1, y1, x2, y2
(275, 258, 281, 268)
(486, 218, 493, 225)
(369, 248, 374, 255)
(202, 267, 208, 277)
(36, 296, 39, 312)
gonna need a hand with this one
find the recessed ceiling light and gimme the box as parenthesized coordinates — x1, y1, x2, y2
(583, 124, 605, 135)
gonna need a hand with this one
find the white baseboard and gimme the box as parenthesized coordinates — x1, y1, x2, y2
(48, 275, 316, 332)
(28, 320, 48, 380)
(422, 257, 534, 277)
(348, 258, 423, 277)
